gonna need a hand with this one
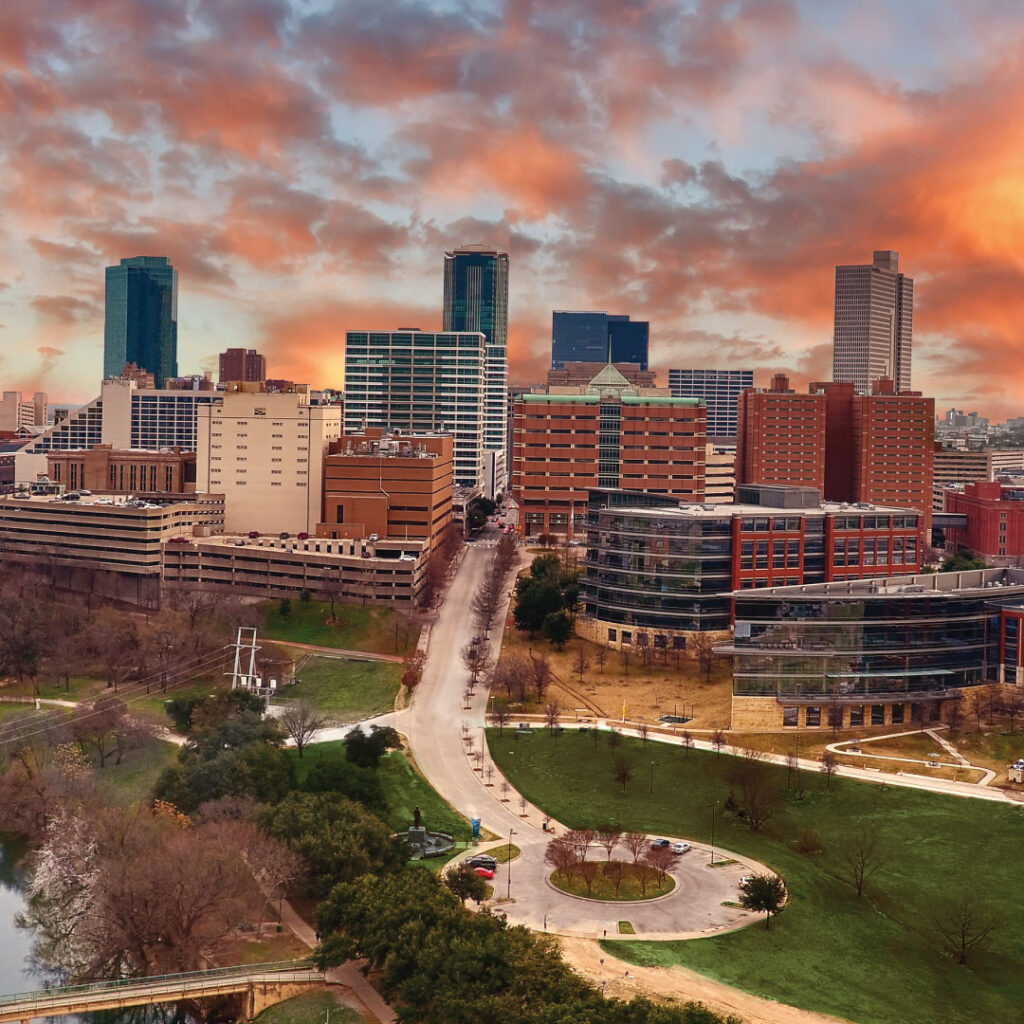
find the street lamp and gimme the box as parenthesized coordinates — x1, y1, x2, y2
(708, 800, 718, 865)
(506, 827, 517, 900)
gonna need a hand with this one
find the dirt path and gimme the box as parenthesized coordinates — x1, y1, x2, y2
(557, 936, 853, 1024)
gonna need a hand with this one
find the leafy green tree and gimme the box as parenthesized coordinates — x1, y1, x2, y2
(345, 725, 402, 769)
(530, 553, 562, 581)
(444, 864, 488, 905)
(279, 597, 292, 616)
(302, 756, 386, 811)
(543, 610, 573, 648)
(514, 579, 563, 636)
(265, 792, 406, 896)
(940, 549, 989, 572)
(739, 873, 787, 929)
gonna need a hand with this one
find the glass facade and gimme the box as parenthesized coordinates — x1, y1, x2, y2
(104, 257, 178, 387)
(731, 582, 1024, 701)
(344, 331, 486, 488)
(443, 248, 508, 491)
(552, 311, 649, 370)
(583, 508, 734, 630)
(668, 369, 754, 437)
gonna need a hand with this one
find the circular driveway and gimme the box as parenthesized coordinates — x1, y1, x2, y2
(476, 837, 763, 939)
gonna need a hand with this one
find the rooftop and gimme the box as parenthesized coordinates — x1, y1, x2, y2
(601, 499, 919, 520)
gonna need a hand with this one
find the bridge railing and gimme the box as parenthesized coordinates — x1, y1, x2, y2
(0, 959, 320, 1011)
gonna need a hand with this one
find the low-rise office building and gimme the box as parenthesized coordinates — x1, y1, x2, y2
(162, 534, 427, 606)
(944, 481, 1024, 564)
(579, 485, 923, 649)
(725, 567, 1024, 731)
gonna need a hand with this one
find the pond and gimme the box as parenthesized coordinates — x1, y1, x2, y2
(0, 836, 37, 996)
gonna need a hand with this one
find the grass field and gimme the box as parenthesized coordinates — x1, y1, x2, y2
(550, 863, 675, 901)
(91, 737, 178, 804)
(254, 989, 368, 1024)
(488, 728, 1024, 1024)
(285, 658, 401, 722)
(261, 599, 418, 655)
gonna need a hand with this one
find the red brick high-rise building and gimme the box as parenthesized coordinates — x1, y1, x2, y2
(512, 365, 706, 539)
(735, 375, 826, 492)
(945, 482, 1024, 565)
(218, 348, 267, 383)
(738, 376, 934, 533)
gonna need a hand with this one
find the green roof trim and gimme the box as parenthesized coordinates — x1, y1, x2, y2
(519, 393, 601, 403)
(620, 395, 704, 406)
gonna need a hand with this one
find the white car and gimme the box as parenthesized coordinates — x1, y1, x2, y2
(672, 842, 691, 855)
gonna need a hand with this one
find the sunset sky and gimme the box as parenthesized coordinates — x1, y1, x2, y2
(4, 0, 1024, 416)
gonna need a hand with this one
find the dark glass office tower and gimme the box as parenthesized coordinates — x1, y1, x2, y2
(104, 256, 178, 387)
(443, 245, 509, 493)
(551, 311, 649, 369)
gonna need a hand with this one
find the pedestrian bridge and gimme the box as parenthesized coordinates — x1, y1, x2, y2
(0, 960, 325, 1023)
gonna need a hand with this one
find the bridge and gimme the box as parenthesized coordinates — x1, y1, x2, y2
(0, 961, 325, 1024)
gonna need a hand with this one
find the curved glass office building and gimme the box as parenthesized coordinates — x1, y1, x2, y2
(726, 567, 1024, 730)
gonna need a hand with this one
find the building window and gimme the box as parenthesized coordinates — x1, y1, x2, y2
(805, 706, 821, 727)
(891, 703, 904, 724)
(828, 704, 843, 729)
(782, 707, 798, 727)
(871, 704, 885, 725)
(621, 631, 632, 645)
(849, 705, 864, 727)
(608, 628, 617, 642)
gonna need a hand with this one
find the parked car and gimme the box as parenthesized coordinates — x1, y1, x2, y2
(248, 530, 260, 539)
(466, 854, 497, 870)
(473, 866, 495, 879)
(739, 875, 753, 888)
(651, 838, 671, 849)
(672, 842, 691, 854)
(297, 532, 309, 540)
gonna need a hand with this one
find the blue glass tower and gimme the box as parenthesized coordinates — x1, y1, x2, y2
(103, 256, 178, 387)
(551, 311, 649, 370)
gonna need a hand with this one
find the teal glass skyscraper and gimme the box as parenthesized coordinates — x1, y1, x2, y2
(104, 256, 178, 387)
(443, 245, 509, 495)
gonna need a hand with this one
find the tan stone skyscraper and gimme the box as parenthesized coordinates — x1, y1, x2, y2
(832, 250, 913, 394)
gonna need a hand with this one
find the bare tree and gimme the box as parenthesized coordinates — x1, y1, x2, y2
(572, 642, 590, 684)
(578, 858, 600, 893)
(401, 649, 425, 691)
(605, 858, 626, 896)
(279, 700, 325, 758)
(529, 652, 553, 703)
(712, 728, 727, 756)
(493, 651, 530, 704)
(619, 647, 631, 676)
(594, 646, 608, 674)
(500, 779, 510, 802)
(544, 837, 578, 880)
(596, 824, 621, 860)
(820, 751, 839, 790)
(612, 756, 634, 793)
(637, 722, 649, 747)
(320, 578, 345, 624)
(623, 831, 648, 863)
(518, 794, 529, 816)
(544, 702, 561, 732)
(492, 702, 511, 734)
(946, 697, 964, 733)
(932, 890, 1004, 965)
(633, 857, 657, 896)
(461, 642, 492, 687)
(688, 632, 717, 683)
(645, 846, 675, 887)
(72, 696, 128, 768)
(681, 730, 694, 758)
(731, 750, 779, 832)
(839, 825, 889, 898)
(564, 828, 597, 861)
(484, 764, 494, 786)
(786, 749, 799, 789)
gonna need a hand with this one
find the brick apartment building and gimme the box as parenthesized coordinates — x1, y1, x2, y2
(736, 375, 826, 491)
(318, 430, 454, 552)
(47, 445, 196, 494)
(219, 348, 267, 383)
(737, 375, 934, 533)
(513, 365, 706, 539)
(944, 481, 1024, 564)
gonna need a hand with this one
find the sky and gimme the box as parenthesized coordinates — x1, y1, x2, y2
(4, 0, 1024, 417)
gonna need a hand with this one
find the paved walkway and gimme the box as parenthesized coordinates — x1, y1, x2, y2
(272, 640, 404, 663)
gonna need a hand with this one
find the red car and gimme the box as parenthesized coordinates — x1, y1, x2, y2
(473, 866, 495, 879)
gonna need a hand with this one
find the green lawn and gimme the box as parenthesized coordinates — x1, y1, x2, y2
(284, 658, 401, 722)
(488, 729, 1024, 1024)
(377, 751, 476, 841)
(254, 989, 368, 1024)
(261, 599, 418, 655)
(92, 737, 179, 804)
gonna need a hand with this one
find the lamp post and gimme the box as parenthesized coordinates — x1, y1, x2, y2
(709, 800, 718, 865)
(506, 827, 516, 899)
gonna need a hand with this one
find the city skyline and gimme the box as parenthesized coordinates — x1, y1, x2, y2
(4, 3, 1024, 415)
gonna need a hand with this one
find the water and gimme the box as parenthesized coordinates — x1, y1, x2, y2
(0, 837, 37, 995)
